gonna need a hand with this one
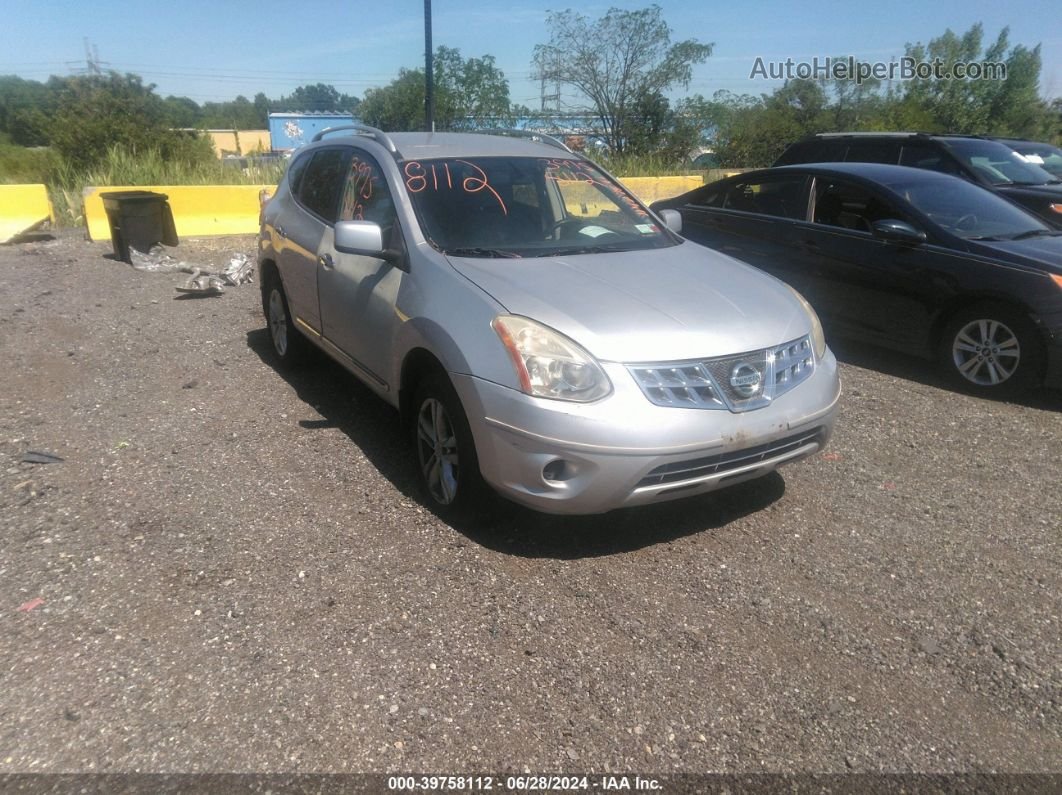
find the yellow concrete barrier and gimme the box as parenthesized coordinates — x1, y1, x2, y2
(621, 176, 705, 205)
(78, 176, 700, 243)
(0, 184, 55, 243)
(83, 185, 275, 242)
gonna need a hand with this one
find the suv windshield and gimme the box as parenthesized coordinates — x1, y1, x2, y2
(944, 139, 1058, 186)
(400, 156, 676, 257)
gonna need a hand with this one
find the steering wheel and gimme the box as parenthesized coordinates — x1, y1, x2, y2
(548, 218, 584, 239)
(955, 213, 978, 232)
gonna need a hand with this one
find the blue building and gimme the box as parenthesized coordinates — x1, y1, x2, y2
(268, 112, 355, 153)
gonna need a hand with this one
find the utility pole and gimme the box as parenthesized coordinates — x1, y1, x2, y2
(424, 0, 435, 132)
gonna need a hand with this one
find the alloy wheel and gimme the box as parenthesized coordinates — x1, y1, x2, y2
(951, 318, 1020, 386)
(268, 288, 288, 356)
(416, 397, 460, 505)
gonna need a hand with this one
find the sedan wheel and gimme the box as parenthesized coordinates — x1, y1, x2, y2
(941, 305, 1041, 395)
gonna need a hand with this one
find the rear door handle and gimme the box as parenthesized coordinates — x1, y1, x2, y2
(317, 253, 334, 269)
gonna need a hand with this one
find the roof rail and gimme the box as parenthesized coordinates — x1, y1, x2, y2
(811, 131, 931, 139)
(471, 128, 573, 153)
(311, 123, 398, 154)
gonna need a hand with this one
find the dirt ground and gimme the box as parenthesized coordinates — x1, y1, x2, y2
(0, 230, 1059, 783)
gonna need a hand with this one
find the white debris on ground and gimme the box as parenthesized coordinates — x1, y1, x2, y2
(127, 245, 254, 295)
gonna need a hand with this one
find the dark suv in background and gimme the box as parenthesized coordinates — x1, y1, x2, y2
(774, 133, 1062, 227)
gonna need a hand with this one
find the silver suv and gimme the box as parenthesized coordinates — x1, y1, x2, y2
(258, 126, 840, 515)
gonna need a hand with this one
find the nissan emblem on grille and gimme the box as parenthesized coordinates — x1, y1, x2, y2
(729, 362, 763, 398)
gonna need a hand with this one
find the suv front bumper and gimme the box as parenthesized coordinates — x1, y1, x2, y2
(452, 352, 841, 515)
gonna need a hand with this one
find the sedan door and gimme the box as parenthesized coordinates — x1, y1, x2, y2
(796, 176, 953, 355)
(673, 173, 813, 292)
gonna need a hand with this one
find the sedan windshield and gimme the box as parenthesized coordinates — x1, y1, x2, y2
(945, 139, 1058, 186)
(401, 156, 676, 257)
(886, 175, 1054, 241)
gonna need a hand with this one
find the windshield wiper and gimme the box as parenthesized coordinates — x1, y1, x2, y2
(1006, 229, 1062, 241)
(536, 242, 637, 257)
(444, 247, 522, 258)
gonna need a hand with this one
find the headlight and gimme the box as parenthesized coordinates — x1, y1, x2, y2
(492, 315, 612, 402)
(785, 287, 827, 359)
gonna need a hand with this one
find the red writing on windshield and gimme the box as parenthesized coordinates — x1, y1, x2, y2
(404, 160, 508, 216)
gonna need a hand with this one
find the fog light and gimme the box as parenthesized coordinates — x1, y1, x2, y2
(542, 459, 575, 483)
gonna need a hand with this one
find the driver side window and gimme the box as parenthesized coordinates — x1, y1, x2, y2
(813, 180, 905, 233)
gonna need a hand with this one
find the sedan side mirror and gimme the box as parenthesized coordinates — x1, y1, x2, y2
(658, 208, 683, 234)
(334, 220, 400, 261)
(872, 219, 927, 246)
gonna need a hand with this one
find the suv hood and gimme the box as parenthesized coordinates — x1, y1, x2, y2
(447, 243, 813, 363)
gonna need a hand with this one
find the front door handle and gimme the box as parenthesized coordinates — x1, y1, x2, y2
(318, 253, 334, 269)
(276, 225, 287, 239)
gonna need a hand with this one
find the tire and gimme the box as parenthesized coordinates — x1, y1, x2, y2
(262, 271, 308, 366)
(411, 372, 485, 516)
(939, 303, 1042, 396)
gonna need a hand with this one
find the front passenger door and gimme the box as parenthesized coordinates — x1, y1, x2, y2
(317, 149, 405, 393)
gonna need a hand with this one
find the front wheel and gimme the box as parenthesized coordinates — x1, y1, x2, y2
(940, 304, 1042, 396)
(411, 373, 485, 516)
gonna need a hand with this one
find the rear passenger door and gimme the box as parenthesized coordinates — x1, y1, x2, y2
(677, 173, 812, 289)
(281, 147, 352, 333)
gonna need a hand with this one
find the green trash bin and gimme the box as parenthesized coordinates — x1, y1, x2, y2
(100, 190, 179, 263)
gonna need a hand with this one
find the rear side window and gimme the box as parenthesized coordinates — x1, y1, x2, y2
(685, 186, 724, 208)
(722, 175, 808, 219)
(843, 140, 901, 164)
(285, 152, 311, 194)
(774, 140, 845, 166)
(297, 148, 352, 223)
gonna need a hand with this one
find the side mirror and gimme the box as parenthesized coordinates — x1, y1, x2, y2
(872, 219, 926, 246)
(658, 208, 683, 234)
(334, 220, 399, 261)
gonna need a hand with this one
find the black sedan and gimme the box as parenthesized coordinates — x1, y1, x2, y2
(651, 163, 1062, 395)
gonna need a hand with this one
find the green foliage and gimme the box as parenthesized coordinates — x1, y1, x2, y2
(0, 138, 61, 183)
(359, 46, 511, 131)
(47, 72, 196, 171)
(899, 24, 1050, 137)
(533, 5, 713, 154)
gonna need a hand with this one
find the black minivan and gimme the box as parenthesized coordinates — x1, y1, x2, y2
(774, 133, 1062, 228)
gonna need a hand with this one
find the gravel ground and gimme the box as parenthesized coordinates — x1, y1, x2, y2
(0, 230, 1059, 778)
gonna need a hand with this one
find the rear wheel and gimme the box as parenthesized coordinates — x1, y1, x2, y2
(940, 304, 1042, 395)
(262, 271, 308, 366)
(411, 372, 485, 516)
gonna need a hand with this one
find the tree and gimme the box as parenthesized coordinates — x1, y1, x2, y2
(901, 24, 1051, 137)
(532, 5, 712, 154)
(359, 46, 510, 130)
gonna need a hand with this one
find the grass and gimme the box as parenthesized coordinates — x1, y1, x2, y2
(0, 143, 286, 226)
(1, 142, 701, 228)
(46, 146, 286, 225)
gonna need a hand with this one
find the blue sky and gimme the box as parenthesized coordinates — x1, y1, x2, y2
(2, 0, 1059, 108)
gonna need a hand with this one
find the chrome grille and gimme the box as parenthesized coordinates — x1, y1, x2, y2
(637, 427, 824, 488)
(628, 335, 816, 413)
